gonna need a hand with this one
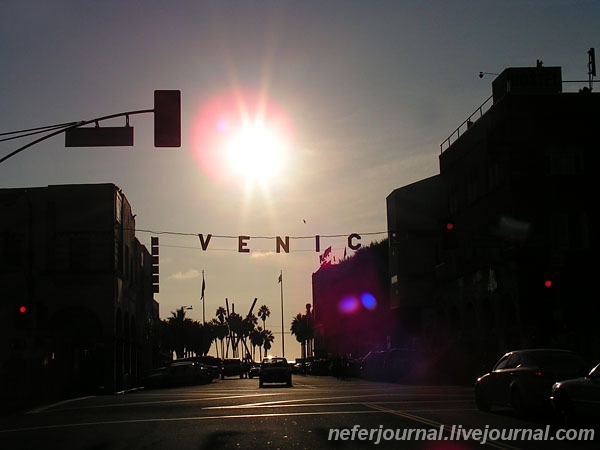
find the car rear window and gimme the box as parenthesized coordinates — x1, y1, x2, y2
(262, 358, 287, 367)
(523, 351, 586, 371)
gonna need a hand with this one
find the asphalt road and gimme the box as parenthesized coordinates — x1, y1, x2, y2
(0, 375, 596, 450)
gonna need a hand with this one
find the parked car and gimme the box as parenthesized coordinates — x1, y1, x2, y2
(178, 356, 221, 380)
(384, 348, 418, 382)
(145, 361, 211, 388)
(360, 351, 388, 380)
(259, 357, 292, 387)
(248, 363, 260, 379)
(221, 358, 245, 379)
(475, 349, 588, 414)
(170, 361, 212, 386)
(551, 362, 600, 423)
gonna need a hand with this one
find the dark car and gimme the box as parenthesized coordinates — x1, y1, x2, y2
(475, 349, 588, 414)
(259, 357, 292, 387)
(221, 358, 245, 379)
(145, 361, 211, 388)
(248, 363, 260, 379)
(360, 351, 388, 380)
(551, 362, 600, 423)
(179, 356, 221, 380)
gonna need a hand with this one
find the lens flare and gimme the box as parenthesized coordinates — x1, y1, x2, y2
(361, 292, 377, 310)
(338, 296, 360, 314)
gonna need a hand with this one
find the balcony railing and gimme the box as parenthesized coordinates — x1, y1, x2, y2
(439, 94, 493, 154)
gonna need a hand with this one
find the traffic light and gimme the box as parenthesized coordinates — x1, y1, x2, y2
(442, 221, 458, 249)
(151, 236, 159, 293)
(154, 90, 181, 147)
(15, 304, 32, 330)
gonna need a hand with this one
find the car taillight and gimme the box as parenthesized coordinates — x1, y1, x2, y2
(534, 371, 544, 377)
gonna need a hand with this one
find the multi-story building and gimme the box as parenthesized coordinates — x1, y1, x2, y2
(386, 175, 441, 351)
(0, 183, 159, 409)
(387, 64, 598, 382)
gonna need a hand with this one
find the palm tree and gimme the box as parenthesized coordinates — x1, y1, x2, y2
(209, 318, 228, 358)
(290, 311, 314, 361)
(262, 329, 274, 356)
(226, 312, 243, 357)
(241, 313, 258, 360)
(257, 305, 270, 330)
(167, 308, 194, 358)
(216, 306, 226, 324)
(250, 326, 264, 361)
(188, 321, 213, 356)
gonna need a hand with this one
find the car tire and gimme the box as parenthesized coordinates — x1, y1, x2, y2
(510, 387, 526, 415)
(286, 378, 292, 387)
(475, 386, 491, 412)
(259, 380, 264, 388)
(552, 389, 574, 425)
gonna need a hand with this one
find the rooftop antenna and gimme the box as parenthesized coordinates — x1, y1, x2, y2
(588, 48, 596, 91)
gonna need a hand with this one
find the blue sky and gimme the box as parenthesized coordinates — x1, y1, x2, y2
(1, 0, 598, 360)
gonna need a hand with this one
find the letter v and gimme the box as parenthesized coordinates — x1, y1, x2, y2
(198, 234, 213, 250)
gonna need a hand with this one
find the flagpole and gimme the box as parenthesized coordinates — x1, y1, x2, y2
(280, 270, 285, 358)
(201, 270, 206, 325)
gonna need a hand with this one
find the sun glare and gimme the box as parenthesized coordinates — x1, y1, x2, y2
(192, 90, 293, 191)
(226, 121, 288, 185)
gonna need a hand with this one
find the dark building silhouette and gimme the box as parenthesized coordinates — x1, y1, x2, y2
(312, 241, 391, 359)
(387, 175, 441, 351)
(0, 183, 160, 410)
(387, 64, 598, 382)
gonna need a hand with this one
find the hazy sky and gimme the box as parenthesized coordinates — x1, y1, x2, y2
(1, 0, 598, 360)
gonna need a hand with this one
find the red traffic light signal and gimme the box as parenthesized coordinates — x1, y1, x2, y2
(544, 279, 553, 288)
(154, 90, 181, 147)
(442, 221, 457, 249)
(15, 304, 32, 330)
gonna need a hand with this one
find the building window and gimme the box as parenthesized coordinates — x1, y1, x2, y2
(553, 212, 590, 250)
(448, 183, 459, 215)
(466, 169, 479, 205)
(549, 151, 583, 176)
(0, 231, 23, 269)
(487, 159, 500, 190)
(70, 236, 90, 270)
(115, 191, 123, 224)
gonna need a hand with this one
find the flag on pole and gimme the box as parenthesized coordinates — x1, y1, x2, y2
(319, 246, 332, 268)
(278, 272, 282, 283)
(201, 273, 206, 300)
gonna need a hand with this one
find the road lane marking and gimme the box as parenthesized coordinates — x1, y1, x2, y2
(205, 399, 475, 410)
(0, 410, 383, 434)
(364, 403, 523, 450)
(27, 396, 96, 414)
(31, 393, 282, 413)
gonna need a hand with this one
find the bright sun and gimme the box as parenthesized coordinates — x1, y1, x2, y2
(225, 121, 288, 186)
(192, 90, 293, 191)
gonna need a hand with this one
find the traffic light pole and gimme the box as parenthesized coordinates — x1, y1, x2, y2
(2, 88, 180, 165)
(0, 108, 153, 165)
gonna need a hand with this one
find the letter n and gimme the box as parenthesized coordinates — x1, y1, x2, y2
(276, 236, 290, 253)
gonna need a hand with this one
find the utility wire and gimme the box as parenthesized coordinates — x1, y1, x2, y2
(133, 228, 388, 239)
(0, 122, 78, 141)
